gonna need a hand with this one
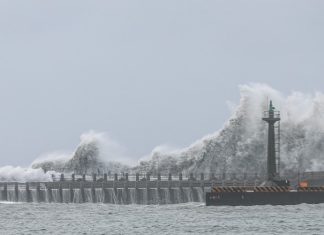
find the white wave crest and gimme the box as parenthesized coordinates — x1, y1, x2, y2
(0, 166, 58, 182)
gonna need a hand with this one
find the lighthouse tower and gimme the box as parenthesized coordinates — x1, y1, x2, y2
(262, 100, 281, 182)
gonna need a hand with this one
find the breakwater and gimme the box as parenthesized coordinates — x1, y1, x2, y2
(0, 172, 320, 204)
(0, 173, 243, 204)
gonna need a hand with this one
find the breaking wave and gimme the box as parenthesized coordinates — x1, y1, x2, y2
(0, 166, 58, 182)
(31, 131, 131, 175)
(1, 83, 324, 182)
(136, 84, 324, 176)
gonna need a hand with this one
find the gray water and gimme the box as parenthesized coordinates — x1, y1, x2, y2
(0, 202, 323, 235)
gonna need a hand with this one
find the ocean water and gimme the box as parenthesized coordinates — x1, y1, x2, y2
(0, 202, 323, 235)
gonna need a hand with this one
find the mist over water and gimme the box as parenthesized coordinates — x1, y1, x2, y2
(1, 84, 324, 182)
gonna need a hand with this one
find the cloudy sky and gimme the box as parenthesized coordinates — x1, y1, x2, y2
(0, 1, 323, 166)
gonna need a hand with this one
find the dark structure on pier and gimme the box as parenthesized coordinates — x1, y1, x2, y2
(262, 100, 280, 182)
(206, 101, 324, 206)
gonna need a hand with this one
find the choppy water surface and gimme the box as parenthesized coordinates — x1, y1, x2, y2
(0, 202, 323, 235)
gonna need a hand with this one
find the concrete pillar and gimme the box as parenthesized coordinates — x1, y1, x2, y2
(189, 173, 194, 180)
(179, 184, 184, 203)
(47, 187, 53, 203)
(179, 173, 183, 181)
(60, 174, 65, 182)
(146, 182, 150, 205)
(80, 182, 85, 203)
(93, 174, 97, 182)
(157, 173, 161, 181)
(136, 173, 140, 181)
(124, 181, 129, 204)
(210, 173, 215, 180)
(102, 184, 108, 203)
(135, 182, 140, 204)
(146, 173, 150, 181)
(113, 183, 118, 204)
(104, 173, 107, 182)
(222, 172, 226, 180)
(82, 174, 86, 181)
(3, 183, 7, 201)
(91, 185, 96, 203)
(125, 173, 129, 181)
(14, 183, 18, 202)
(26, 182, 32, 202)
(59, 185, 63, 203)
(200, 173, 204, 181)
(69, 184, 74, 203)
(168, 173, 172, 181)
(72, 174, 75, 182)
(114, 173, 118, 181)
(36, 184, 42, 202)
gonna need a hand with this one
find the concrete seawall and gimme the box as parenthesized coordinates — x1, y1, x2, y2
(0, 172, 318, 204)
(0, 173, 261, 204)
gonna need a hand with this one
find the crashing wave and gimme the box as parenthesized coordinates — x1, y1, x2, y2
(31, 131, 130, 175)
(28, 84, 324, 178)
(136, 84, 324, 176)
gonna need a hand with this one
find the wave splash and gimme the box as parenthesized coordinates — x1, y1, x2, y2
(1, 83, 324, 182)
(137, 84, 324, 176)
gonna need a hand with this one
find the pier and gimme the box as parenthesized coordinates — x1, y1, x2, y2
(0, 172, 321, 204)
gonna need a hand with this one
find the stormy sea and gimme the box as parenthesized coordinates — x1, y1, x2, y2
(0, 202, 323, 235)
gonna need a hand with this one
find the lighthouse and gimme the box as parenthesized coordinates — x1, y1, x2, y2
(262, 100, 281, 182)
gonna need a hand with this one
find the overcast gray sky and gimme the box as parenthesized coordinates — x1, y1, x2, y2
(0, 1, 323, 166)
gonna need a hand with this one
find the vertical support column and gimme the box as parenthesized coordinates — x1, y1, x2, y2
(72, 174, 75, 182)
(47, 187, 53, 203)
(113, 174, 118, 203)
(69, 184, 74, 203)
(92, 174, 97, 202)
(135, 180, 140, 204)
(80, 182, 85, 203)
(104, 173, 107, 182)
(124, 180, 129, 204)
(146, 178, 150, 205)
(26, 182, 31, 202)
(82, 174, 86, 182)
(36, 183, 42, 202)
(91, 183, 96, 203)
(60, 174, 65, 182)
(59, 184, 63, 203)
(168, 173, 173, 204)
(189, 173, 194, 181)
(14, 183, 18, 202)
(102, 183, 107, 203)
(179, 173, 183, 203)
(3, 183, 7, 201)
(146, 173, 150, 181)
(125, 173, 129, 181)
(157, 176, 161, 204)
